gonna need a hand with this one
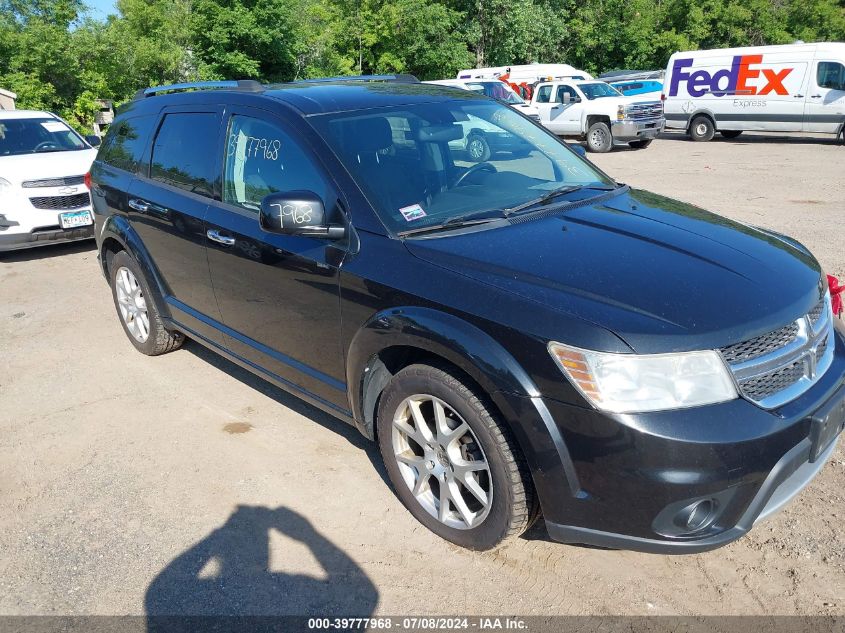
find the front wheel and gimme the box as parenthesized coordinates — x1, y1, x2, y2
(377, 364, 537, 550)
(628, 139, 653, 149)
(466, 134, 491, 162)
(585, 122, 613, 152)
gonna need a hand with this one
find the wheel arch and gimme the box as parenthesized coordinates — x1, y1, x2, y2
(686, 109, 717, 133)
(346, 307, 540, 442)
(98, 214, 171, 319)
(585, 114, 611, 130)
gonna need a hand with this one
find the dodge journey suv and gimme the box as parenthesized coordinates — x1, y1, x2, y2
(90, 77, 844, 552)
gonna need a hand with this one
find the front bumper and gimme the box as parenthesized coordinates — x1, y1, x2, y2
(0, 207, 95, 252)
(611, 117, 665, 142)
(504, 323, 845, 553)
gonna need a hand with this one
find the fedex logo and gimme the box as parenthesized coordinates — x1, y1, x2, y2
(669, 55, 793, 97)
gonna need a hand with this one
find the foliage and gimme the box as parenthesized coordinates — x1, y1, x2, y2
(1, 0, 844, 132)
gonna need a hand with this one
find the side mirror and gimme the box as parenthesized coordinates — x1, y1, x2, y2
(85, 134, 101, 148)
(259, 191, 345, 240)
(562, 93, 571, 105)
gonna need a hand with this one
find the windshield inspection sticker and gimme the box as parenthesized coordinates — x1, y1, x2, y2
(399, 204, 427, 222)
(40, 121, 69, 133)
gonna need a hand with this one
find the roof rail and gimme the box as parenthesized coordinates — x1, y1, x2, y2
(293, 74, 420, 84)
(133, 80, 264, 100)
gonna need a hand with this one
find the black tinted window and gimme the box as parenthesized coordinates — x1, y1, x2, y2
(223, 115, 329, 212)
(150, 113, 217, 197)
(818, 61, 845, 91)
(100, 115, 156, 172)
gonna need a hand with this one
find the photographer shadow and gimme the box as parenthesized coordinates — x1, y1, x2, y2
(145, 505, 378, 630)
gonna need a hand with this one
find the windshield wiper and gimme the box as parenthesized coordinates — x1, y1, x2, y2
(397, 209, 507, 238)
(504, 183, 619, 216)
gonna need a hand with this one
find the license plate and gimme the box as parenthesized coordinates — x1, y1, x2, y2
(809, 386, 845, 461)
(59, 210, 93, 229)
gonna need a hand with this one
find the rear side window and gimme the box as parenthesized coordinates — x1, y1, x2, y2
(222, 115, 329, 213)
(150, 112, 217, 198)
(100, 115, 156, 173)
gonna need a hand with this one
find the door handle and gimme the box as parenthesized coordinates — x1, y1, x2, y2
(207, 229, 235, 246)
(811, 94, 822, 98)
(794, 94, 804, 98)
(128, 199, 149, 213)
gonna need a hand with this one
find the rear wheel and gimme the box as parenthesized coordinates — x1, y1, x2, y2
(720, 130, 743, 139)
(628, 139, 653, 149)
(586, 121, 613, 153)
(689, 115, 715, 142)
(109, 250, 183, 356)
(377, 364, 537, 550)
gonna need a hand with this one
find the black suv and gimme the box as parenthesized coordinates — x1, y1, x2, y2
(91, 77, 845, 552)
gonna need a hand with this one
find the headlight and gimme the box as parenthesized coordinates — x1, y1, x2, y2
(548, 342, 738, 413)
(617, 105, 625, 120)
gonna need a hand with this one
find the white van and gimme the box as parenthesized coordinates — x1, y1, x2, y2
(663, 42, 845, 141)
(457, 64, 593, 84)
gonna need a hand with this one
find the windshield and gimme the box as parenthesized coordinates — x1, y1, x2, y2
(0, 118, 87, 157)
(312, 100, 614, 234)
(465, 82, 524, 104)
(578, 83, 623, 100)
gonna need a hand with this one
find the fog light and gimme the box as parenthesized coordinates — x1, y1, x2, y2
(674, 499, 717, 533)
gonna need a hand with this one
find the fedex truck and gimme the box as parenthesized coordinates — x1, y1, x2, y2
(663, 42, 845, 141)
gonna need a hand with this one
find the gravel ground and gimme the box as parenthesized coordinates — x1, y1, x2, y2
(0, 131, 843, 618)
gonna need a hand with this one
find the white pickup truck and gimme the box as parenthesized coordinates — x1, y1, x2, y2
(529, 79, 665, 152)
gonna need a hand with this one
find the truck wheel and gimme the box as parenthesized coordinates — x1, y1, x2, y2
(376, 364, 537, 550)
(466, 134, 491, 162)
(628, 139, 653, 149)
(586, 122, 613, 153)
(110, 250, 184, 356)
(689, 116, 715, 142)
(720, 130, 742, 139)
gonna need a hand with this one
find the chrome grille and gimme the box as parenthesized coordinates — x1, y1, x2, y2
(719, 296, 834, 409)
(29, 193, 90, 210)
(625, 102, 663, 120)
(720, 322, 799, 364)
(740, 362, 805, 401)
(21, 175, 85, 188)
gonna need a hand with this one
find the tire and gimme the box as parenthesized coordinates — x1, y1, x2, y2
(689, 115, 715, 142)
(376, 364, 537, 550)
(109, 250, 184, 356)
(585, 121, 613, 153)
(628, 139, 653, 149)
(720, 130, 743, 139)
(466, 134, 491, 162)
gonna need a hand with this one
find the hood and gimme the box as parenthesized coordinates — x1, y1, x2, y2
(404, 188, 823, 353)
(0, 149, 97, 185)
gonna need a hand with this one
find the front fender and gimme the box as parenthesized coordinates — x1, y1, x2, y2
(345, 306, 582, 501)
(99, 214, 171, 320)
(346, 307, 540, 424)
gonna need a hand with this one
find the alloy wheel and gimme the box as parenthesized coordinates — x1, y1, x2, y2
(115, 266, 150, 343)
(468, 138, 486, 160)
(391, 394, 492, 530)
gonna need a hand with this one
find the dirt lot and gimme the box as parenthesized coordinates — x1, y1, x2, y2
(1, 132, 844, 618)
